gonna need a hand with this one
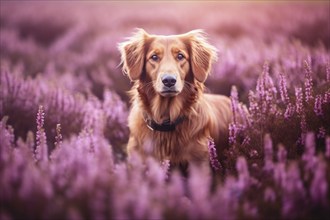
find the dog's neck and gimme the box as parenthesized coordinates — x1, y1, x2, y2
(134, 80, 203, 125)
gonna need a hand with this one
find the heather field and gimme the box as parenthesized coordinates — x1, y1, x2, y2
(1, 1, 330, 220)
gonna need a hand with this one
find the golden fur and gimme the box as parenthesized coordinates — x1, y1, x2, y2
(119, 29, 233, 167)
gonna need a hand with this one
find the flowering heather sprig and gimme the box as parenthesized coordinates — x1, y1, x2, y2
(229, 123, 237, 145)
(295, 87, 303, 114)
(284, 103, 295, 119)
(161, 159, 170, 179)
(326, 137, 330, 158)
(277, 144, 287, 163)
(248, 91, 259, 116)
(265, 76, 277, 114)
(255, 62, 278, 115)
(230, 85, 239, 125)
(281, 162, 306, 218)
(317, 127, 326, 139)
(236, 157, 250, 188)
(242, 136, 251, 147)
(314, 94, 323, 116)
(54, 123, 62, 149)
(264, 187, 276, 202)
(279, 72, 290, 104)
(309, 157, 328, 206)
(323, 91, 330, 104)
(326, 61, 330, 82)
(294, 87, 307, 141)
(208, 137, 221, 170)
(302, 133, 317, 176)
(35, 105, 48, 163)
(304, 60, 314, 102)
(238, 103, 251, 127)
(300, 114, 307, 140)
(256, 62, 268, 102)
(50, 123, 63, 161)
(263, 134, 274, 171)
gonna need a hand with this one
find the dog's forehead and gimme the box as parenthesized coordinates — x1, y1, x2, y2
(149, 35, 186, 50)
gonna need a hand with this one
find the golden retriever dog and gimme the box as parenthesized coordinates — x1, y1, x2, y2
(119, 29, 232, 169)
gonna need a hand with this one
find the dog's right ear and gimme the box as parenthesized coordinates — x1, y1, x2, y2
(118, 29, 149, 81)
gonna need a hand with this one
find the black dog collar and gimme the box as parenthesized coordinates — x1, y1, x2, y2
(144, 116, 186, 132)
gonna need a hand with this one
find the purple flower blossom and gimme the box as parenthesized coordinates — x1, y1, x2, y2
(302, 133, 317, 176)
(314, 94, 323, 116)
(304, 60, 314, 102)
(264, 187, 276, 202)
(54, 123, 62, 149)
(256, 62, 268, 102)
(309, 157, 328, 206)
(281, 163, 306, 218)
(263, 134, 274, 171)
(326, 137, 330, 158)
(326, 61, 330, 82)
(236, 157, 250, 188)
(35, 105, 48, 163)
(295, 87, 304, 115)
(277, 144, 287, 163)
(279, 72, 290, 104)
(284, 103, 295, 119)
(317, 126, 326, 139)
(323, 91, 330, 104)
(229, 122, 237, 145)
(248, 91, 259, 116)
(230, 85, 239, 125)
(208, 137, 221, 171)
(161, 159, 170, 179)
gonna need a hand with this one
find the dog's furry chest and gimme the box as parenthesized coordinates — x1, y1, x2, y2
(137, 122, 209, 164)
(149, 130, 188, 161)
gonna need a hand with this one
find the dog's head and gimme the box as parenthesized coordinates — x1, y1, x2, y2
(119, 29, 217, 97)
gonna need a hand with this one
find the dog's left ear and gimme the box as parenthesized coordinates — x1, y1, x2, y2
(184, 30, 218, 82)
(118, 29, 149, 81)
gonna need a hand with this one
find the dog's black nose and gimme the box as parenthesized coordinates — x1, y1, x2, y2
(161, 74, 177, 88)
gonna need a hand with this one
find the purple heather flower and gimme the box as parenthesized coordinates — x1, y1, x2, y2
(242, 136, 251, 147)
(317, 126, 326, 139)
(161, 159, 170, 179)
(323, 91, 330, 104)
(279, 72, 290, 104)
(35, 105, 48, 163)
(230, 85, 239, 125)
(309, 157, 328, 206)
(284, 103, 295, 119)
(264, 187, 276, 202)
(256, 62, 269, 102)
(228, 123, 237, 145)
(302, 133, 317, 175)
(326, 61, 330, 82)
(304, 60, 314, 102)
(54, 123, 62, 149)
(236, 156, 250, 189)
(281, 162, 306, 218)
(314, 94, 323, 116)
(300, 114, 307, 137)
(326, 137, 330, 158)
(295, 87, 303, 115)
(249, 149, 258, 158)
(277, 144, 287, 163)
(238, 103, 251, 127)
(50, 124, 63, 161)
(208, 137, 221, 171)
(263, 134, 274, 171)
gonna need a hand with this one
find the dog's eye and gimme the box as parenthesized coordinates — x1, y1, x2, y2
(151, 54, 159, 61)
(177, 53, 185, 61)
